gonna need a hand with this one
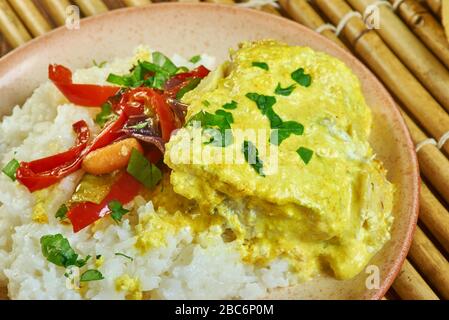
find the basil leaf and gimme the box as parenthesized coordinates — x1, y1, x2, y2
(271, 121, 304, 145)
(245, 93, 282, 128)
(291, 68, 312, 87)
(115, 252, 134, 261)
(152, 52, 178, 75)
(2, 159, 20, 181)
(275, 83, 296, 96)
(95, 103, 117, 128)
(242, 141, 265, 177)
(55, 204, 68, 220)
(222, 101, 237, 110)
(40, 234, 89, 268)
(108, 200, 130, 223)
(127, 149, 162, 189)
(176, 77, 201, 100)
(252, 62, 269, 70)
(297, 147, 314, 164)
(80, 269, 104, 282)
(189, 55, 201, 64)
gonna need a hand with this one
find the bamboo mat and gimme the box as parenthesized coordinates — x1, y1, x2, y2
(0, 0, 449, 301)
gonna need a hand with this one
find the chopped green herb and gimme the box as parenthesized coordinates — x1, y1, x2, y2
(96, 254, 102, 260)
(80, 269, 104, 282)
(2, 159, 20, 181)
(297, 147, 314, 164)
(93, 60, 107, 68)
(275, 83, 296, 96)
(176, 77, 201, 100)
(291, 68, 312, 87)
(189, 55, 201, 64)
(271, 121, 304, 145)
(40, 234, 90, 268)
(95, 103, 117, 127)
(188, 111, 233, 147)
(252, 62, 269, 71)
(152, 51, 179, 75)
(245, 93, 282, 128)
(222, 101, 237, 110)
(202, 100, 211, 107)
(127, 148, 162, 189)
(127, 121, 149, 130)
(242, 141, 265, 177)
(108, 200, 130, 223)
(215, 109, 234, 124)
(115, 252, 134, 261)
(55, 204, 68, 220)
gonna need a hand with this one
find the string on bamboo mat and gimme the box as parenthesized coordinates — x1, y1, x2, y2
(416, 131, 449, 152)
(315, 23, 337, 33)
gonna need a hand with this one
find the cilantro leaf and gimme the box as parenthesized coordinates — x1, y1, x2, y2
(202, 100, 211, 107)
(2, 159, 20, 181)
(55, 204, 68, 220)
(80, 269, 104, 282)
(40, 234, 89, 268)
(275, 83, 296, 96)
(271, 121, 304, 145)
(245, 93, 282, 128)
(222, 101, 237, 110)
(108, 200, 130, 223)
(242, 141, 265, 177)
(215, 109, 234, 124)
(188, 111, 233, 147)
(297, 147, 314, 164)
(252, 62, 269, 71)
(291, 68, 312, 87)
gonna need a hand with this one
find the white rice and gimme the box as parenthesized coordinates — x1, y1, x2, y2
(0, 46, 293, 300)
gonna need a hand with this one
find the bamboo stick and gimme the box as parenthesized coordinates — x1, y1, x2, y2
(313, 0, 449, 156)
(389, 0, 449, 70)
(0, 0, 31, 48)
(402, 112, 449, 206)
(73, 0, 109, 16)
(392, 259, 439, 300)
(426, 0, 442, 17)
(408, 226, 449, 299)
(259, 4, 282, 16)
(419, 182, 449, 255)
(40, 0, 72, 27)
(279, 0, 347, 50)
(204, 0, 235, 4)
(444, 0, 449, 42)
(7, 0, 52, 37)
(122, 0, 151, 6)
(347, 0, 449, 113)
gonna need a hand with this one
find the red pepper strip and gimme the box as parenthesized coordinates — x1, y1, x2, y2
(16, 114, 128, 192)
(16, 121, 90, 192)
(164, 65, 210, 98)
(115, 88, 177, 142)
(49, 64, 120, 107)
(67, 172, 141, 232)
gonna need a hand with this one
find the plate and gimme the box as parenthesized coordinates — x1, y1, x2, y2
(0, 3, 419, 300)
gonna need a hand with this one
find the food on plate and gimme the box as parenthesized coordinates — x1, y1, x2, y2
(0, 40, 394, 299)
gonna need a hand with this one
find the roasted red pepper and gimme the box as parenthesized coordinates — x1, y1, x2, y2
(49, 64, 120, 107)
(16, 120, 90, 192)
(16, 114, 128, 192)
(67, 172, 141, 232)
(164, 65, 210, 98)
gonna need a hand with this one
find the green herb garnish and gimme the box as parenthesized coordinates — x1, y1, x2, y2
(176, 77, 201, 100)
(291, 68, 312, 87)
(93, 60, 107, 68)
(202, 100, 211, 107)
(222, 101, 237, 110)
(245, 93, 282, 128)
(108, 200, 130, 223)
(215, 110, 234, 124)
(80, 269, 104, 282)
(152, 51, 178, 75)
(2, 159, 20, 181)
(40, 234, 90, 268)
(275, 83, 296, 96)
(297, 147, 314, 164)
(95, 103, 117, 127)
(242, 141, 265, 177)
(127, 149, 162, 189)
(115, 252, 134, 261)
(189, 55, 201, 64)
(252, 62, 269, 71)
(55, 204, 68, 220)
(188, 111, 233, 147)
(271, 121, 304, 146)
